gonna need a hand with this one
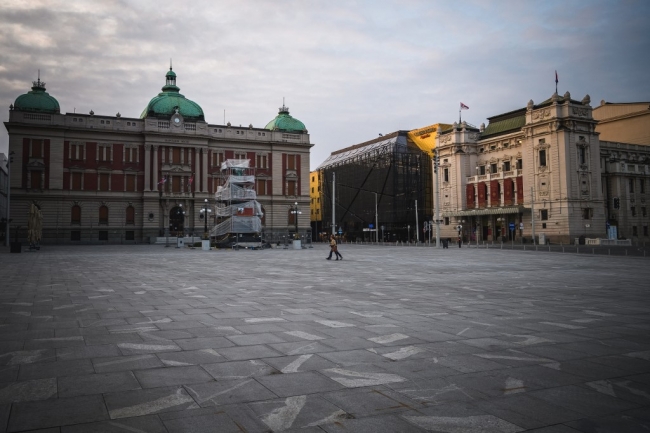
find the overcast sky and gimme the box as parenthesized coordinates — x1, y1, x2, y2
(1, 0, 649, 169)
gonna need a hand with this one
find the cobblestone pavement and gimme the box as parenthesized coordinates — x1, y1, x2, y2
(1, 244, 649, 432)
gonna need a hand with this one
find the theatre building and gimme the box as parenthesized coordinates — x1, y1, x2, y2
(435, 92, 608, 245)
(4, 68, 312, 244)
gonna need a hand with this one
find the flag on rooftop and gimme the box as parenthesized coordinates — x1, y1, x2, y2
(460, 102, 469, 110)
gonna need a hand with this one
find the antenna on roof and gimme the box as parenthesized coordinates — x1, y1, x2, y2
(38, 69, 40, 80)
(170, 58, 172, 71)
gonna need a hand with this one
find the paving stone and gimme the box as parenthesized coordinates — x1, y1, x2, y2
(171, 337, 234, 351)
(528, 384, 640, 417)
(217, 344, 284, 361)
(58, 371, 141, 397)
(321, 386, 424, 417)
(320, 413, 428, 432)
(263, 354, 339, 374)
(0, 378, 57, 403)
(103, 386, 197, 419)
(475, 393, 584, 429)
(248, 394, 352, 431)
(56, 345, 121, 361)
(133, 365, 214, 388)
(202, 359, 279, 380)
(184, 378, 278, 406)
(256, 371, 344, 397)
(61, 414, 167, 432)
(92, 354, 164, 373)
(8, 395, 109, 431)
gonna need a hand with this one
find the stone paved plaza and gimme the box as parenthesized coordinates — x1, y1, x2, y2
(1, 244, 649, 432)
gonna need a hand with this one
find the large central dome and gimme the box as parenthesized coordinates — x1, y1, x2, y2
(140, 67, 204, 121)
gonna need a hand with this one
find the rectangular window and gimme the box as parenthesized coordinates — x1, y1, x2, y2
(98, 145, 111, 162)
(541, 209, 548, 220)
(630, 178, 635, 193)
(539, 149, 547, 167)
(172, 148, 181, 164)
(641, 179, 646, 194)
(234, 152, 246, 160)
(579, 147, 586, 165)
(70, 143, 84, 160)
(31, 139, 43, 158)
(503, 161, 511, 172)
(490, 163, 497, 174)
(72, 172, 82, 190)
(172, 176, 181, 193)
(444, 217, 450, 225)
(256, 179, 266, 195)
(582, 208, 592, 219)
(516, 159, 522, 170)
(642, 207, 647, 217)
(256, 154, 268, 169)
(126, 174, 136, 192)
(30, 171, 42, 189)
(213, 152, 225, 167)
(633, 226, 638, 236)
(631, 206, 636, 217)
(443, 168, 449, 182)
(287, 180, 297, 196)
(99, 173, 109, 191)
(287, 154, 296, 170)
(644, 226, 649, 237)
(479, 166, 486, 175)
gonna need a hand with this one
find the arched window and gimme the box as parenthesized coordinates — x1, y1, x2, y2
(99, 205, 109, 225)
(125, 206, 135, 225)
(71, 205, 81, 224)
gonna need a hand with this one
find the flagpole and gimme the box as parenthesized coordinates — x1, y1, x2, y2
(459, 108, 461, 124)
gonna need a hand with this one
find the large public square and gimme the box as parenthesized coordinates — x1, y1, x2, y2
(0, 244, 649, 432)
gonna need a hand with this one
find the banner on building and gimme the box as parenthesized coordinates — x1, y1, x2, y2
(407, 123, 452, 156)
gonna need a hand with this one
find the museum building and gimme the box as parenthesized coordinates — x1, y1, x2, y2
(4, 68, 313, 244)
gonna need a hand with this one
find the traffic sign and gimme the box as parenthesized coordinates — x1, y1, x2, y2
(509, 222, 515, 230)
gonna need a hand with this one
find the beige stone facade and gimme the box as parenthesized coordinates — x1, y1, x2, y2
(435, 92, 608, 244)
(4, 76, 313, 244)
(593, 101, 650, 145)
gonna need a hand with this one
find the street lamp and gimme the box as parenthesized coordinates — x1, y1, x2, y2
(203, 199, 208, 239)
(291, 202, 301, 239)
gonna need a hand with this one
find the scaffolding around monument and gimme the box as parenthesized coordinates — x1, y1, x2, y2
(210, 159, 263, 248)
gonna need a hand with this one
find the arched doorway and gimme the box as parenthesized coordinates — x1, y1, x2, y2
(169, 206, 185, 236)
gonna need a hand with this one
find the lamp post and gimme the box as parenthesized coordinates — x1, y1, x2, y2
(290, 202, 301, 242)
(5, 151, 14, 248)
(203, 199, 208, 239)
(434, 151, 441, 248)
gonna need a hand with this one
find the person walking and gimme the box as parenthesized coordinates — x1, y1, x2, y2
(458, 236, 462, 248)
(326, 234, 343, 260)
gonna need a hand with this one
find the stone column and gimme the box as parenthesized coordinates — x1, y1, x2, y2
(144, 144, 151, 191)
(153, 145, 159, 192)
(202, 147, 208, 193)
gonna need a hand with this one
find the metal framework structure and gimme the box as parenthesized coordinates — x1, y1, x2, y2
(317, 131, 432, 242)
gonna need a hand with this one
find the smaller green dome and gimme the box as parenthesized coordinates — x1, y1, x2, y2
(13, 78, 60, 114)
(264, 104, 306, 133)
(141, 67, 205, 121)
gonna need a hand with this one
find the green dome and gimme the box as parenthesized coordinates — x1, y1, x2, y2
(140, 67, 204, 121)
(264, 104, 306, 133)
(13, 78, 60, 114)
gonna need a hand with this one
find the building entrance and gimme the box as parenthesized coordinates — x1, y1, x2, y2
(169, 206, 185, 237)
